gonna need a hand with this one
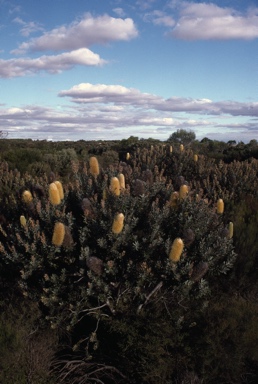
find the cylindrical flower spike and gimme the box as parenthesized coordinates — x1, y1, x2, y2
(169, 238, 184, 262)
(112, 213, 125, 234)
(228, 221, 234, 239)
(217, 198, 224, 214)
(180, 144, 184, 152)
(179, 184, 189, 200)
(49, 183, 61, 205)
(20, 215, 27, 227)
(118, 173, 125, 189)
(169, 191, 179, 208)
(110, 177, 120, 196)
(52, 222, 65, 246)
(22, 190, 33, 204)
(169, 145, 173, 153)
(54, 181, 64, 200)
(126, 152, 130, 160)
(89, 156, 99, 177)
(190, 262, 209, 282)
(193, 154, 198, 162)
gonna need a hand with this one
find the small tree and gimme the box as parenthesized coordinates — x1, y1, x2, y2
(167, 129, 196, 145)
(0, 131, 8, 139)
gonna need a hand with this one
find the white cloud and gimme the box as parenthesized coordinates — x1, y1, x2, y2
(1, 83, 257, 142)
(13, 17, 44, 36)
(0, 49, 106, 78)
(113, 8, 126, 17)
(153, 15, 175, 27)
(13, 13, 138, 54)
(58, 83, 258, 118)
(136, 0, 157, 11)
(144, 10, 175, 27)
(58, 83, 160, 105)
(167, 1, 258, 40)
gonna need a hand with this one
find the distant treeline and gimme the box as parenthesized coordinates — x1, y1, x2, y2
(0, 135, 258, 175)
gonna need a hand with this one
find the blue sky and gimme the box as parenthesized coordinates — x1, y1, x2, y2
(0, 0, 257, 142)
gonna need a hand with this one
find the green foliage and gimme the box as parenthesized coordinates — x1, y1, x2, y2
(231, 195, 258, 291)
(192, 294, 258, 382)
(0, 296, 58, 384)
(167, 129, 196, 145)
(0, 139, 257, 382)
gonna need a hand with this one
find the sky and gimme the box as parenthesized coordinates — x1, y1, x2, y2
(0, 0, 258, 142)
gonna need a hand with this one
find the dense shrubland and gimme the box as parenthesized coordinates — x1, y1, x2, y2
(0, 136, 258, 383)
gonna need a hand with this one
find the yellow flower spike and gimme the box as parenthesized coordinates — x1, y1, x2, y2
(217, 198, 224, 214)
(180, 144, 184, 152)
(52, 222, 65, 246)
(193, 154, 198, 162)
(22, 190, 33, 204)
(112, 213, 125, 234)
(169, 145, 173, 153)
(126, 152, 130, 160)
(54, 181, 64, 200)
(169, 191, 179, 208)
(118, 173, 125, 189)
(228, 222, 234, 239)
(20, 215, 27, 227)
(89, 156, 100, 177)
(179, 184, 189, 200)
(49, 183, 61, 205)
(110, 177, 120, 196)
(169, 238, 184, 263)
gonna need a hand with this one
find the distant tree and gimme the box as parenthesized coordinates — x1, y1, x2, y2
(0, 131, 8, 139)
(227, 140, 236, 146)
(167, 129, 196, 145)
(200, 137, 212, 143)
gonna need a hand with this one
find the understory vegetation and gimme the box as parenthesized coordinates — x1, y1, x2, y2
(0, 133, 258, 383)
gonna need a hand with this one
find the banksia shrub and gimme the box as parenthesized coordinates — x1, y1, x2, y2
(49, 183, 61, 205)
(54, 181, 64, 200)
(20, 215, 26, 227)
(217, 198, 224, 214)
(112, 213, 125, 234)
(179, 184, 189, 200)
(52, 222, 65, 246)
(89, 156, 99, 177)
(110, 177, 120, 196)
(22, 190, 33, 204)
(0, 143, 240, 384)
(169, 238, 184, 262)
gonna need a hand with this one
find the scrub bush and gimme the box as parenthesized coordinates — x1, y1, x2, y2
(0, 145, 250, 382)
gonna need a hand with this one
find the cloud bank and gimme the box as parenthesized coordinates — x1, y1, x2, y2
(1, 83, 257, 142)
(13, 13, 138, 54)
(59, 83, 258, 117)
(0, 13, 138, 78)
(151, 1, 258, 40)
(0, 49, 105, 78)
